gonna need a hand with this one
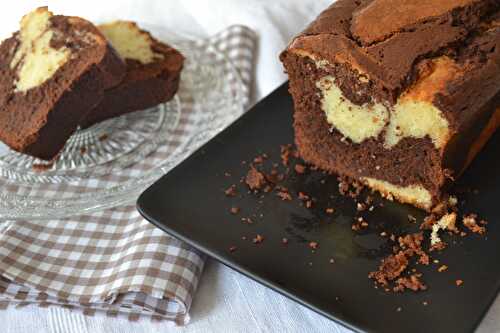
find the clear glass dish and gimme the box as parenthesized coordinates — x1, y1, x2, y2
(0, 35, 247, 219)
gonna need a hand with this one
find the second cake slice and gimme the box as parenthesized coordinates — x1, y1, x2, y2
(81, 21, 185, 128)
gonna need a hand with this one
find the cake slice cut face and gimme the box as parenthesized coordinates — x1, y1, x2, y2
(0, 7, 125, 160)
(81, 21, 184, 128)
(281, 0, 500, 210)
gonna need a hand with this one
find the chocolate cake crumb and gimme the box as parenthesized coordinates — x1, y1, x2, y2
(99, 134, 109, 142)
(399, 233, 429, 265)
(80, 147, 87, 155)
(336, 176, 365, 199)
(298, 192, 310, 201)
(253, 234, 264, 244)
(394, 274, 427, 292)
(438, 265, 448, 272)
(430, 241, 447, 252)
(280, 144, 294, 166)
(419, 254, 430, 266)
(264, 169, 280, 184)
(294, 164, 306, 174)
(370, 230, 432, 292)
(230, 207, 240, 215)
(246, 166, 266, 191)
(356, 202, 367, 211)
(463, 214, 486, 235)
(353, 217, 369, 230)
(420, 215, 436, 230)
(253, 156, 264, 164)
(309, 241, 319, 250)
(369, 251, 408, 286)
(277, 190, 292, 201)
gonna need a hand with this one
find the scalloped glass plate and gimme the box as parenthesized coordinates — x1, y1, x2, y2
(0, 32, 247, 219)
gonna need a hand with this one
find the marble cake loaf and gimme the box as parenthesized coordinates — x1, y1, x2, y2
(81, 21, 184, 128)
(280, 0, 500, 211)
(0, 7, 125, 160)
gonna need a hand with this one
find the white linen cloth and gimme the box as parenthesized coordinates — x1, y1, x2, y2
(0, 1, 498, 332)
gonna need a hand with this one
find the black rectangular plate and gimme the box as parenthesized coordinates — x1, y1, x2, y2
(138, 83, 500, 333)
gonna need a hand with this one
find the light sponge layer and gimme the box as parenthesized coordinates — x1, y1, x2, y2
(362, 177, 433, 210)
(317, 57, 456, 149)
(11, 8, 70, 92)
(317, 76, 389, 143)
(99, 21, 163, 64)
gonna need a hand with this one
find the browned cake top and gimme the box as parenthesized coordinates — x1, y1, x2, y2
(351, 0, 477, 45)
(287, 0, 500, 106)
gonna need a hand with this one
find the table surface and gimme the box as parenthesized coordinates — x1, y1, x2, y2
(1, 1, 499, 332)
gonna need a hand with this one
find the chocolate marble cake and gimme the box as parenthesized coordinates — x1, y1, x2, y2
(280, 0, 500, 210)
(81, 21, 184, 128)
(0, 7, 125, 160)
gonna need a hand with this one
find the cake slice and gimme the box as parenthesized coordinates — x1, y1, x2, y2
(80, 21, 184, 128)
(0, 7, 125, 160)
(280, 0, 500, 211)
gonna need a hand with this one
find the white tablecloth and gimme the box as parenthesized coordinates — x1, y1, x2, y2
(0, 1, 498, 332)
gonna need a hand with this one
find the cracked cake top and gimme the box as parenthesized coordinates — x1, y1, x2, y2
(285, 0, 500, 106)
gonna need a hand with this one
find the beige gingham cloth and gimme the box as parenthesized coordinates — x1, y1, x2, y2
(0, 25, 256, 325)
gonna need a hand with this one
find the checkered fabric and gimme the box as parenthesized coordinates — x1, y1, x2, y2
(0, 25, 257, 325)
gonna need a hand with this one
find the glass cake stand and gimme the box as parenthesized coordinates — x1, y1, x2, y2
(0, 34, 247, 219)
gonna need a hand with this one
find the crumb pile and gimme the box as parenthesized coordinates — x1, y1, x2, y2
(223, 143, 489, 293)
